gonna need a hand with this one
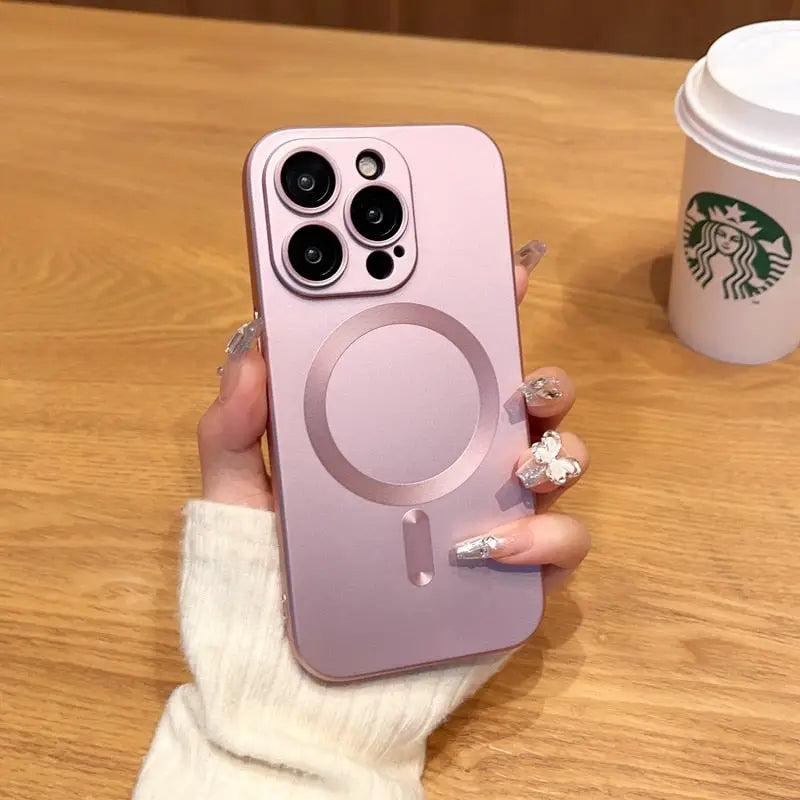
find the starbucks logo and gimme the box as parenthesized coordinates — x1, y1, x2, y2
(683, 192, 792, 300)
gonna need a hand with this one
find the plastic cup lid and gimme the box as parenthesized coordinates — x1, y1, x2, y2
(675, 21, 800, 179)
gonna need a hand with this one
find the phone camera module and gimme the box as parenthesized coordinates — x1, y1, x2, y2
(280, 151, 336, 209)
(287, 225, 344, 284)
(350, 185, 404, 242)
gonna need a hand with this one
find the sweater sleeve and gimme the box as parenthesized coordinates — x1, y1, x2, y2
(133, 500, 508, 800)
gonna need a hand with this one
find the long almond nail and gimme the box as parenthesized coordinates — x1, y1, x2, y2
(452, 533, 514, 563)
(516, 239, 547, 272)
(519, 375, 562, 407)
(217, 319, 264, 399)
(226, 318, 263, 359)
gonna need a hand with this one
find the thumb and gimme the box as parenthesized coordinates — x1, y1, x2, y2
(196, 347, 273, 510)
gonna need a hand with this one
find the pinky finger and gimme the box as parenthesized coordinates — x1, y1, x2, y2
(453, 513, 590, 596)
(494, 512, 589, 569)
(503, 513, 589, 594)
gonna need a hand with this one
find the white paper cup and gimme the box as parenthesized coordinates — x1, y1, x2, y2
(670, 21, 800, 364)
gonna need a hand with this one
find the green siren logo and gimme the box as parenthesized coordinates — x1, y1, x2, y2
(683, 192, 792, 300)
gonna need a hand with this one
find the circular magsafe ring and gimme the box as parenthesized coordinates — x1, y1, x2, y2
(303, 303, 499, 506)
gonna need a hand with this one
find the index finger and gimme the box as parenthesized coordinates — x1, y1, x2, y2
(514, 239, 546, 306)
(514, 261, 530, 306)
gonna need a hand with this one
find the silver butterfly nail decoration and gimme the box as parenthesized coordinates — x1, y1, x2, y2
(516, 430, 582, 489)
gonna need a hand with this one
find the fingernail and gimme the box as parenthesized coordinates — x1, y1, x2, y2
(452, 532, 514, 564)
(516, 430, 582, 489)
(226, 319, 263, 359)
(516, 239, 547, 273)
(217, 319, 264, 400)
(218, 355, 244, 403)
(519, 375, 562, 407)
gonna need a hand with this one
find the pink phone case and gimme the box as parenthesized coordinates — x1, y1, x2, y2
(243, 124, 543, 681)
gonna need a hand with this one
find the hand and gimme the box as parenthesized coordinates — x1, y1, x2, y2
(150, 253, 591, 796)
(197, 253, 589, 595)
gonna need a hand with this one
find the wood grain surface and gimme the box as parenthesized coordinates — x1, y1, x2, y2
(1, 3, 798, 798)
(32, 0, 800, 59)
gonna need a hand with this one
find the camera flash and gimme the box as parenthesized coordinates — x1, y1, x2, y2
(356, 150, 384, 180)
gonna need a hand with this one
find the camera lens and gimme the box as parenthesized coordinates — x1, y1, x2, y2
(350, 185, 404, 242)
(286, 225, 343, 283)
(305, 246, 322, 264)
(280, 151, 336, 209)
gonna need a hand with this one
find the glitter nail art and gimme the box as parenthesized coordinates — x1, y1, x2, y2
(519, 376, 562, 406)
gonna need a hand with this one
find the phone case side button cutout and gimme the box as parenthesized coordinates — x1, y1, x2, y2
(402, 509, 435, 587)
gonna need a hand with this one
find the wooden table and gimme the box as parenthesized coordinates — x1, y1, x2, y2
(1, 3, 798, 798)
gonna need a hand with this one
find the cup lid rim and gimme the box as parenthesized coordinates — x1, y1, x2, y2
(675, 21, 800, 180)
(706, 20, 800, 118)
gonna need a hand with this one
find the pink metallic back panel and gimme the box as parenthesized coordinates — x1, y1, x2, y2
(243, 125, 543, 680)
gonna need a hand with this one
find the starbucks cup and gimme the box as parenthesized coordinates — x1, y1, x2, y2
(670, 21, 800, 364)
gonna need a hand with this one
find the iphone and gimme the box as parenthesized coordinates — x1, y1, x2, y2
(243, 124, 542, 680)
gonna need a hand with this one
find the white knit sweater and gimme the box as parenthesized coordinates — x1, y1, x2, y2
(133, 500, 508, 799)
